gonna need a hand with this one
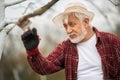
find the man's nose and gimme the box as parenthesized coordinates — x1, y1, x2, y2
(66, 26, 72, 34)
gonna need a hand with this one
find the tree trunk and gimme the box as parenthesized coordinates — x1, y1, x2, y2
(40, 75, 47, 80)
(13, 69, 20, 80)
(0, 0, 5, 28)
(0, 30, 6, 60)
(0, 0, 6, 60)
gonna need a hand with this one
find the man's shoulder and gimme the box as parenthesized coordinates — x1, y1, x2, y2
(93, 27, 119, 39)
(99, 31, 120, 44)
(100, 31, 119, 39)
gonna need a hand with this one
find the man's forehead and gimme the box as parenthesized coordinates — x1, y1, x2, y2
(62, 13, 79, 24)
(68, 15, 79, 22)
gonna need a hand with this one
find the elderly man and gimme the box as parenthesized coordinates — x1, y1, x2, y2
(21, 2, 120, 80)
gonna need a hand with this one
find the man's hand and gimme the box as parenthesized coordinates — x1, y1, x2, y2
(21, 28, 40, 50)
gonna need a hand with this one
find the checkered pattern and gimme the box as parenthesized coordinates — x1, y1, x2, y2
(27, 27, 120, 80)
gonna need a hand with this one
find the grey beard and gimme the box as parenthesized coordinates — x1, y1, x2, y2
(69, 27, 87, 43)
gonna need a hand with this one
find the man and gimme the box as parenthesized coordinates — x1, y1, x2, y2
(21, 2, 120, 80)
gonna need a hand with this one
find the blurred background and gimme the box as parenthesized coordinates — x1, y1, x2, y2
(0, 0, 120, 80)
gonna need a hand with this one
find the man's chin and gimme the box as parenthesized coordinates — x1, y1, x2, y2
(69, 35, 85, 43)
(69, 38, 81, 44)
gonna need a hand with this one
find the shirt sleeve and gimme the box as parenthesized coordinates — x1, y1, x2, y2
(27, 41, 66, 75)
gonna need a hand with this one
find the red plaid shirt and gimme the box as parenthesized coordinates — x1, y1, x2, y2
(27, 27, 120, 80)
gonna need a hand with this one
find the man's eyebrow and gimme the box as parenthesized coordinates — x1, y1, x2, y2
(68, 21, 76, 24)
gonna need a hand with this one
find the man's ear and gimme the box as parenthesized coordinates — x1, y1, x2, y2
(83, 18, 89, 27)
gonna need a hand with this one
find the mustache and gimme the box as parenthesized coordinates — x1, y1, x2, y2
(67, 32, 76, 36)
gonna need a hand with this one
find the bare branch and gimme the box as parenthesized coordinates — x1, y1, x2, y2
(5, 0, 28, 8)
(17, 0, 59, 28)
(108, 0, 120, 6)
(87, 0, 113, 29)
(108, 0, 117, 6)
(22, 2, 34, 14)
(6, 0, 59, 34)
(0, 19, 16, 32)
(0, 23, 9, 32)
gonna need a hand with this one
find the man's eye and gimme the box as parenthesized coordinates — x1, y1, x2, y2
(69, 23, 75, 27)
(63, 24, 67, 29)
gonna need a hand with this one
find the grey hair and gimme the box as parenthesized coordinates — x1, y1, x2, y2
(62, 12, 91, 25)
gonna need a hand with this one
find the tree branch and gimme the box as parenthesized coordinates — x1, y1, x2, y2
(87, 0, 113, 29)
(108, 0, 120, 6)
(16, 0, 59, 28)
(22, 2, 34, 14)
(6, 0, 59, 34)
(5, 0, 28, 8)
(0, 23, 9, 32)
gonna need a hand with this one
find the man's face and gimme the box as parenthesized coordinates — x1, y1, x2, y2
(63, 14, 87, 43)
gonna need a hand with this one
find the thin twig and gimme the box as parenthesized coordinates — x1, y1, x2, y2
(6, 23, 17, 34)
(22, 2, 34, 14)
(6, 0, 59, 34)
(87, 0, 113, 29)
(0, 23, 9, 32)
(5, 0, 28, 8)
(108, 0, 120, 6)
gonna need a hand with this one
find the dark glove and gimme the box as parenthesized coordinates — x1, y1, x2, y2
(21, 28, 39, 50)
